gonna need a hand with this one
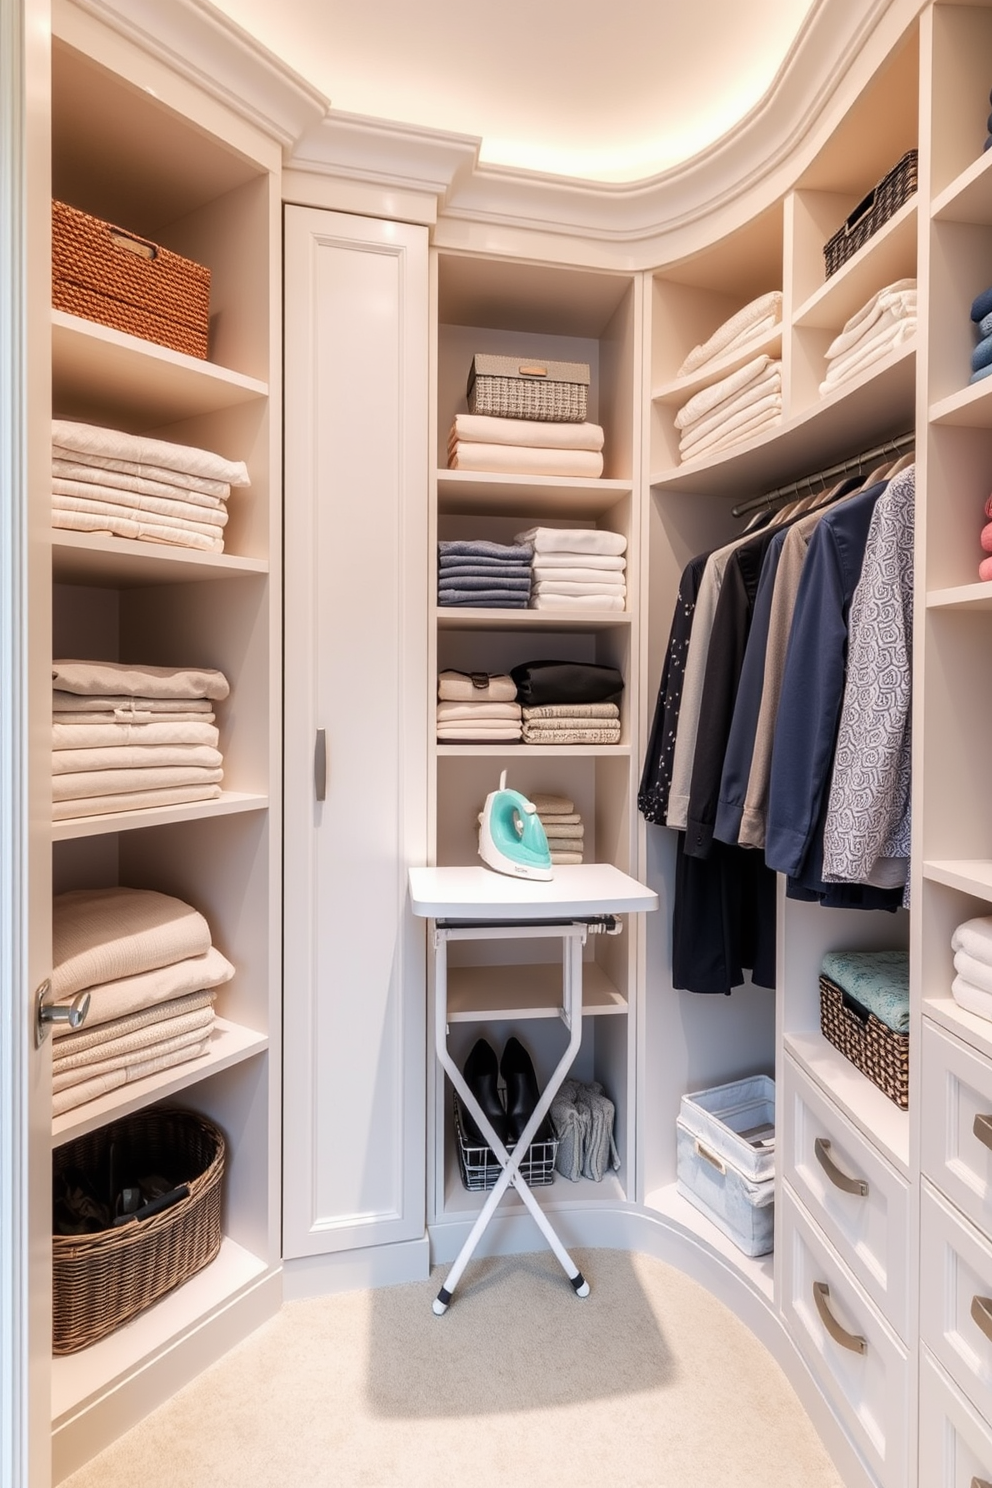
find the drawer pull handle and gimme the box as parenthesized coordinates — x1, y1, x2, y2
(971, 1478, 992, 1488)
(972, 1295, 992, 1345)
(314, 728, 327, 803)
(974, 1114, 992, 1153)
(814, 1137, 868, 1197)
(694, 1140, 725, 1175)
(812, 1281, 867, 1355)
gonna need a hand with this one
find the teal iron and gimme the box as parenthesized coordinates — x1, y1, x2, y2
(478, 770, 553, 881)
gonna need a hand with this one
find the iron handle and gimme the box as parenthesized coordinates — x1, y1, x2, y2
(972, 1295, 992, 1346)
(814, 1137, 869, 1197)
(314, 728, 327, 802)
(974, 1114, 992, 1153)
(812, 1281, 867, 1355)
(35, 979, 90, 1047)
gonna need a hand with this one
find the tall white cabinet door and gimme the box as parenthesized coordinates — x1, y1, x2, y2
(282, 207, 428, 1258)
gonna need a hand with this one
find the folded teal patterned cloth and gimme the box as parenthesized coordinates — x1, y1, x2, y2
(820, 950, 909, 1033)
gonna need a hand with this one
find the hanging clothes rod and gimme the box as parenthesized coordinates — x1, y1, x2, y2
(730, 430, 916, 518)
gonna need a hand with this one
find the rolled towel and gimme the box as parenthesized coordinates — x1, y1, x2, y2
(449, 414, 604, 452)
(676, 291, 783, 378)
(52, 660, 229, 701)
(952, 916, 992, 965)
(438, 670, 517, 702)
(514, 526, 626, 557)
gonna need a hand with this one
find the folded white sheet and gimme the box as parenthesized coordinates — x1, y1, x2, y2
(53, 720, 220, 749)
(825, 280, 917, 361)
(54, 988, 217, 1053)
(680, 406, 782, 461)
(679, 389, 783, 455)
(531, 579, 627, 596)
(53, 482, 228, 529)
(448, 443, 604, 478)
(435, 700, 522, 722)
(53, 744, 223, 774)
(677, 291, 783, 378)
(514, 527, 627, 557)
(528, 552, 625, 571)
(52, 886, 214, 1001)
(53, 690, 217, 714)
(52, 507, 225, 553)
(52, 660, 230, 701)
(53, 764, 224, 801)
(51, 445, 233, 501)
(437, 670, 517, 702)
(531, 566, 626, 585)
(52, 1037, 212, 1116)
(52, 945, 234, 1031)
(674, 356, 777, 430)
(820, 321, 915, 393)
(952, 916, 992, 965)
(952, 974, 992, 1022)
(52, 458, 229, 508)
(52, 782, 222, 820)
(52, 419, 250, 487)
(448, 414, 604, 452)
(530, 593, 625, 611)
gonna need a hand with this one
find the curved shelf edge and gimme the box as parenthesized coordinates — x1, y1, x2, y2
(52, 791, 270, 841)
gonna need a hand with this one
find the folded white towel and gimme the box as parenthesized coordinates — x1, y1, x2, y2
(680, 406, 782, 462)
(437, 670, 517, 703)
(52, 507, 225, 553)
(52, 744, 223, 774)
(531, 565, 626, 585)
(530, 593, 625, 611)
(677, 292, 784, 378)
(52, 478, 228, 526)
(676, 365, 782, 438)
(674, 356, 777, 430)
(825, 280, 917, 361)
(821, 321, 915, 393)
(436, 700, 521, 722)
(52, 419, 250, 487)
(448, 443, 604, 479)
(53, 764, 224, 801)
(528, 552, 625, 571)
(448, 414, 604, 452)
(54, 987, 217, 1052)
(532, 579, 627, 597)
(53, 690, 218, 713)
(52, 886, 214, 1000)
(52, 445, 234, 501)
(52, 782, 222, 820)
(53, 720, 220, 749)
(52, 660, 230, 701)
(952, 974, 992, 1022)
(52, 944, 234, 1031)
(679, 388, 783, 455)
(514, 527, 627, 557)
(52, 1037, 213, 1116)
(954, 949, 992, 995)
(952, 917, 992, 965)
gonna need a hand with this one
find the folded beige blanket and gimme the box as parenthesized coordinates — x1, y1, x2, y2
(53, 479, 228, 528)
(523, 703, 619, 719)
(51, 445, 234, 501)
(674, 355, 777, 430)
(53, 720, 220, 749)
(53, 744, 223, 775)
(679, 386, 782, 453)
(54, 711, 216, 728)
(54, 691, 217, 714)
(52, 508, 224, 553)
(52, 419, 251, 487)
(52, 1037, 213, 1116)
(52, 783, 222, 820)
(53, 945, 234, 1031)
(53, 1006, 216, 1082)
(530, 594, 625, 611)
(436, 700, 521, 722)
(53, 660, 230, 701)
(52, 458, 229, 508)
(537, 811, 581, 826)
(677, 291, 784, 378)
(448, 414, 605, 452)
(531, 580, 627, 597)
(54, 765, 224, 801)
(530, 793, 574, 814)
(550, 851, 583, 865)
(53, 887, 214, 1000)
(515, 527, 627, 557)
(438, 670, 517, 703)
(522, 724, 621, 744)
(680, 407, 781, 462)
(529, 552, 625, 571)
(54, 988, 217, 1053)
(540, 821, 585, 839)
(53, 492, 226, 537)
(437, 725, 522, 740)
(449, 443, 604, 479)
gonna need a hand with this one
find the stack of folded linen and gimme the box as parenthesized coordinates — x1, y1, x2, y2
(52, 659, 228, 820)
(522, 702, 621, 746)
(51, 418, 250, 553)
(51, 886, 234, 1117)
(436, 670, 521, 744)
(820, 949, 910, 1035)
(446, 413, 604, 479)
(514, 526, 626, 611)
(819, 279, 917, 395)
(951, 916, 992, 1020)
(675, 291, 783, 380)
(437, 538, 533, 608)
(674, 355, 782, 463)
(530, 792, 585, 864)
(971, 284, 992, 384)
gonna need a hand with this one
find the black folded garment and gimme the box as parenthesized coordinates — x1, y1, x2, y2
(511, 659, 624, 707)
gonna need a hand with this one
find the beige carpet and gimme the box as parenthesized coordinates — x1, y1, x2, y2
(63, 1248, 843, 1488)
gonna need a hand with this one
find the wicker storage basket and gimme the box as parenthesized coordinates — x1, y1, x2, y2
(823, 150, 918, 278)
(52, 1108, 224, 1354)
(52, 199, 211, 359)
(467, 354, 589, 423)
(819, 975, 909, 1109)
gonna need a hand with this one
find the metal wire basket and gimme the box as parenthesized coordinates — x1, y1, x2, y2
(452, 1094, 558, 1190)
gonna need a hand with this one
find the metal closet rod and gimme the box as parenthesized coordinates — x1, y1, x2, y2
(730, 430, 916, 518)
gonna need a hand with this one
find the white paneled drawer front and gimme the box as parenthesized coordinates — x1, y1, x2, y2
(783, 1054, 909, 1339)
(780, 1186, 908, 1488)
(920, 1350, 992, 1488)
(922, 1020, 992, 1237)
(922, 1179, 992, 1424)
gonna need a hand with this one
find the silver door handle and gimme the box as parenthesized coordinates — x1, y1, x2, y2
(35, 979, 90, 1047)
(972, 1295, 992, 1346)
(814, 1137, 868, 1197)
(971, 1477, 992, 1488)
(974, 1114, 992, 1153)
(812, 1281, 867, 1354)
(314, 728, 327, 802)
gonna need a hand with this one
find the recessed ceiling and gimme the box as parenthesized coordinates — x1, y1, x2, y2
(208, 0, 817, 183)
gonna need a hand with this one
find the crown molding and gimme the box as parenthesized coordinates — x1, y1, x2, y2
(291, 110, 480, 199)
(68, 0, 328, 148)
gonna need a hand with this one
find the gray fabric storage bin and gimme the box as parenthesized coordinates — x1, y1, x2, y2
(676, 1075, 775, 1257)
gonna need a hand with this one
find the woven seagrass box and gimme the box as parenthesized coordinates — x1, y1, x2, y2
(467, 354, 590, 423)
(52, 1107, 224, 1354)
(819, 974, 909, 1109)
(52, 199, 211, 359)
(823, 149, 918, 278)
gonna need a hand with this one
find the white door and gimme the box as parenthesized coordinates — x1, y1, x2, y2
(282, 207, 429, 1258)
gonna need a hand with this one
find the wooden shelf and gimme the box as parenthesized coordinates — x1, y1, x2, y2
(930, 376, 992, 429)
(783, 1030, 909, 1177)
(52, 311, 268, 429)
(651, 325, 783, 408)
(446, 960, 627, 1021)
(51, 1019, 268, 1146)
(793, 198, 917, 330)
(933, 148, 992, 226)
(926, 582, 992, 611)
(52, 531, 268, 587)
(642, 1181, 775, 1304)
(436, 743, 631, 758)
(924, 999, 992, 1066)
(436, 470, 632, 518)
(923, 860, 992, 901)
(435, 606, 629, 631)
(52, 791, 269, 841)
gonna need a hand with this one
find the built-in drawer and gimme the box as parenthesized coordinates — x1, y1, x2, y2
(922, 1179, 992, 1425)
(783, 1053, 909, 1339)
(922, 1020, 992, 1239)
(780, 1186, 908, 1488)
(920, 1348, 992, 1488)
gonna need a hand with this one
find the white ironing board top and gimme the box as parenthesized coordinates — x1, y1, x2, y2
(408, 863, 658, 919)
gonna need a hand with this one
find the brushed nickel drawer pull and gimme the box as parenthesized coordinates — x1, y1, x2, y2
(694, 1140, 725, 1175)
(974, 1114, 992, 1153)
(972, 1476, 992, 1488)
(314, 728, 327, 802)
(814, 1137, 868, 1197)
(971, 1295, 992, 1345)
(813, 1281, 867, 1354)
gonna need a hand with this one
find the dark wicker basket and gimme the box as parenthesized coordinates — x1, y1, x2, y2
(823, 150, 918, 278)
(52, 199, 211, 359)
(52, 1107, 224, 1354)
(819, 975, 909, 1109)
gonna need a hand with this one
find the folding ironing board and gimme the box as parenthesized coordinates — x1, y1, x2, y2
(408, 864, 657, 1314)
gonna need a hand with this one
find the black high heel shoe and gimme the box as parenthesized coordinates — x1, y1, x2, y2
(500, 1035, 554, 1146)
(461, 1038, 508, 1147)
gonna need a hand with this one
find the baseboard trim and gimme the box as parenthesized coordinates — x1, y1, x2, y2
(282, 1235, 431, 1299)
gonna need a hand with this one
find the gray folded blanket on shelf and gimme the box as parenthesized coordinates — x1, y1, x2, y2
(550, 1078, 620, 1182)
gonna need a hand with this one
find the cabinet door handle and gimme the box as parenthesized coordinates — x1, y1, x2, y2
(814, 1137, 868, 1197)
(812, 1281, 867, 1354)
(972, 1295, 992, 1345)
(314, 728, 327, 802)
(974, 1114, 992, 1153)
(972, 1477, 992, 1488)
